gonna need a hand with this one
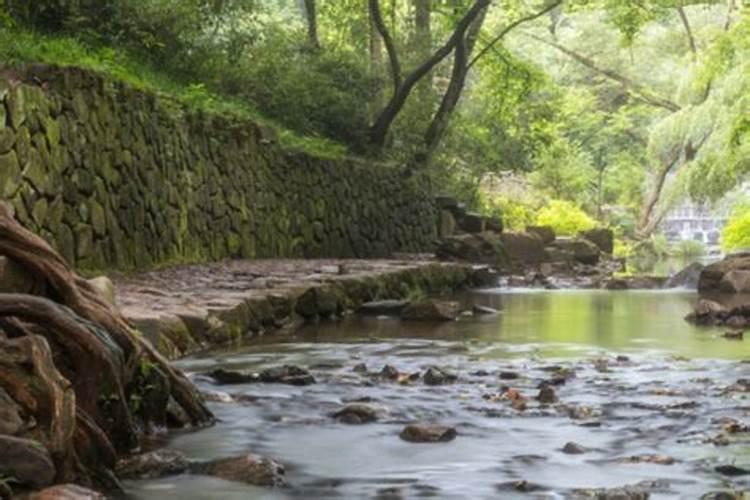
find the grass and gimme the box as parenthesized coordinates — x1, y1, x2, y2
(0, 28, 347, 159)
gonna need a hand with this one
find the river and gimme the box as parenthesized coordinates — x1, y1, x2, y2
(125, 289, 750, 499)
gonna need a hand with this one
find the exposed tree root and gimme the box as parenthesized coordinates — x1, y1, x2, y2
(0, 203, 213, 489)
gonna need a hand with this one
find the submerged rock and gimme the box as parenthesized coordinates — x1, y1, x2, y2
(207, 365, 315, 386)
(423, 366, 458, 386)
(537, 385, 558, 404)
(714, 464, 750, 476)
(259, 365, 316, 385)
(401, 300, 460, 322)
(399, 424, 457, 443)
(192, 453, 286, 487)
(472, 304, 500, 315)
(116, 449, 191, 479)
(562, 442, 589, 454)
(357, 300, 410, 316)
(332, 404, 379, 424)
(496, 480, 547, 493)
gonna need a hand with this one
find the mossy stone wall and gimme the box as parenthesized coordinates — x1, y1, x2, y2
(0, 65, 437, 270)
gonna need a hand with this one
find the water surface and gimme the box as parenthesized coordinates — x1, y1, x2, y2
(126, 289, 750, 499)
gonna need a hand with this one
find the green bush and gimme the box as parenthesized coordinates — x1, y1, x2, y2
(535, 200, 597, 235)
(674, 239, 706, 258)
(478, 194, 536, 231)
(722, 207, 750, 252)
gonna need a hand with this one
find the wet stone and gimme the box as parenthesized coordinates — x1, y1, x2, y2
(259, 365, 315, 385)
(537, 385, 558, 404)
(116, 449, 191, 479)
(714, 464, 750, 476)
(207, 368, 258, 385)
(401, 299, 460, 322)
(332, 404, 379, 424)
(191, 453, 286, 487)
(399, 424, 457, 443)
(379, 364, 400, 380)
(562, 442, 589, 454)
(352, 363, 368, 374)
(499, 371, 520, 380)
(423, 366, 458, 386)
(357, 300, 410, 316)
(495, 480, 547, 493)
(472, 304, 500, 315)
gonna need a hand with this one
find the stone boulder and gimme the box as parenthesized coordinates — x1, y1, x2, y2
(192, 453, 286, 487)
(580, 228, 614, 254)
(666, 262, 704, 289)
(116, 449, 191, 479)
(357, 300, 410, 316)
(500, 232, 547, 265)
(86, 276, 116, 306)
(719, 270, 750, 293)
(485, 216, 503, 233)
(401, 300, 460, 322)
(436, 232, 507, 265)
(459, 212, 485, 233)
(698, 254, 750, 293)
(331, 404, 380, 424)
(525, 226, 556, 245)
(549, 238, 600, 265)
(399, 424, 457, 443)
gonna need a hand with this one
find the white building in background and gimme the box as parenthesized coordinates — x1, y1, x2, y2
(659, 184, 750, 253)
(659, 202, 728, 250)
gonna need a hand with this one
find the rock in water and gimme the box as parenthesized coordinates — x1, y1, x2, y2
(537, 385, 558, 404)
(332, 404, 379, 424)
(401, 300, 460, 322)
(116, 449, 191, 479)
(423, 366, 458, 385)
(259, 365, 316, 385)
(357, 300, 410, 316)
(29, 484, 105, 500)
(399, 424, 457, 443)
(472, 304, 500, 315)
(561, 442, 588, 454)
(207, 368, 259, 384)
(192, 453, 286, 487)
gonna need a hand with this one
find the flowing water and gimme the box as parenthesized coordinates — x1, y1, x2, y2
(125, 289, 750, 499)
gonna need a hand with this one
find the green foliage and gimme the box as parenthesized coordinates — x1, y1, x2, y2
(722, 205, 750, 252)
(673, 239, 705, 258)
(478, 193, 536, 231)
(535, 200, 597, 235)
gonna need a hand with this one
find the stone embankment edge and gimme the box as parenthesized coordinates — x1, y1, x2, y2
(130, 262, 494, 360)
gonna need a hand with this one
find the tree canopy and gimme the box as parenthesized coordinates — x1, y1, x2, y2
(2, 0, 747, 242)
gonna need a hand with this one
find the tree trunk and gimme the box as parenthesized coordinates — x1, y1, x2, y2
(368, 0, 490, 152)
(412, 0, 433, 121)
(303, 0, 320, 49)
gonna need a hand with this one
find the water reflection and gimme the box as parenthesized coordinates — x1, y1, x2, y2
(293, 289, 748, 360)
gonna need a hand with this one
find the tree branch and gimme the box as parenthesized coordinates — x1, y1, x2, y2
(368, 0, 402, 93)
(468, 0, 563, 71)
(369, 0, 490, 150)
(523, 32, 681, 112)
(677, 6, 697, 59)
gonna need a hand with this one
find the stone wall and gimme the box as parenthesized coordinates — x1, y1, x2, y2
(0, 65, 437, 270)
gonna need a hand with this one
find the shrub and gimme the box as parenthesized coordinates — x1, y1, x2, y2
(722, 208, 750, 252)
(535, 200, 596, 236)
(478, 194, 536, 231)
(674, 239, 705, 258)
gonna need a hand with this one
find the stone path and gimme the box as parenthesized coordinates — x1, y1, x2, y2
(112, 257, 487, 358)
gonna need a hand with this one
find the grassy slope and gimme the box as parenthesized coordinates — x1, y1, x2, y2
(0, 28, 347, 159)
